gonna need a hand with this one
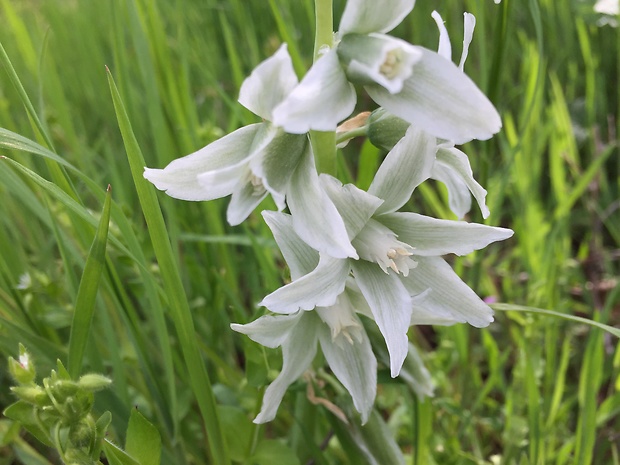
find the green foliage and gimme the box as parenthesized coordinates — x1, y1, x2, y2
(0, 0, 618, 464)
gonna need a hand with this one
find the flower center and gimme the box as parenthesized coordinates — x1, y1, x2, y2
(317, 295, 363, 348)
(352, 219, 417, 276)
(249, 173, 267, 197)
(380, 48, 404, 79)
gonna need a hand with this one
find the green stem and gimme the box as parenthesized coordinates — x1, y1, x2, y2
(310, 0, 337, 176)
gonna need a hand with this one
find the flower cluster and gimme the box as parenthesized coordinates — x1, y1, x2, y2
(144, 0, 512, 424)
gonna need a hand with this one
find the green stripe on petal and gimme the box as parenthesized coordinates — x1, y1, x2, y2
(351, 260, 412, 377)
(379, 212, 513, 256)
(368, 125, 437, 214)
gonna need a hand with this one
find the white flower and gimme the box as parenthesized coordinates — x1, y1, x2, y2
(259, 126, 513, 376)
(595, 0, 619, 16)
(272, 0, 501, 144)
(232, 212, 376, 424)
(144, 45, 356, 259)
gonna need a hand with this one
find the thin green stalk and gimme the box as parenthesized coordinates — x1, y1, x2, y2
(309, 0, 337, 176)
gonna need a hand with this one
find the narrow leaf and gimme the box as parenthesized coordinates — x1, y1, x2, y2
(67, 185, 112, 378)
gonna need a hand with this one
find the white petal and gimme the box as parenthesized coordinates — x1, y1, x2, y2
(254, 313, 319, 423)
(351, 260, 412, 377)
(401, 256, 494, 327)
(286, 144, 358, 259)
(430, 158, 472, 219)
(226, 179, 268, 225)
(343, 278, 374, 319)
(230, 312, 303, 349)
(262, 211, 319, 280)
(459, 13, 476, 70)
(318, 317, 377, 424)
(434, 146, 490, 218)
(143, 124, 262, 200)
(320, 175, 383, 240)
(368, 125, 437, 214)
(410, 289, 463, 325)
(366, 47, 501, 144)
(339, 0, 415, 35)
(431, 11, 452, 61)
(272, 49, 357, 133)
(259, 255, 350, 314)
(379, 212, 513, 256)
(239, 44, 299, 121)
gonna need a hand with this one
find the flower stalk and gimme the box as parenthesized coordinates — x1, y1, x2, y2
(310, 0, 337, 176)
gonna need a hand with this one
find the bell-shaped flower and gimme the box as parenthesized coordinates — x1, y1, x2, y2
(143, 44, 356, 259)
(259, 126, 513, 377)
(232, 211, 376, 424)
(272, 0, 501, 144)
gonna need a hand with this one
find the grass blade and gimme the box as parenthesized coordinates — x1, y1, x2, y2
(106, 67, 231, 465)
(67, 185, 112, 378)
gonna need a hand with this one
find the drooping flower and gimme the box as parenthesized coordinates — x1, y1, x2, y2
(232, 211, 376, 424)
(259, 126, 513, 377)
(144, 44, 356, 259)
(272, 0, 501, 144)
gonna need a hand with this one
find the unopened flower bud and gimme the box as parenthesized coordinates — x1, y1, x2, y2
(78, 374, 112, 392)
(10, 385, 48, 406)
(367, 108, 410, 151)
(8, 345, 37, 385)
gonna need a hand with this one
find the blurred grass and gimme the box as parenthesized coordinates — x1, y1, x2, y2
(0, 0, 618, 464)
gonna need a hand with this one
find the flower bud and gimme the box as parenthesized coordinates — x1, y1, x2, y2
(8, 344, 36, 385)
(78, 374, 112, 392)
(10, 385, 49, 406)
(367, 108, 410, 151)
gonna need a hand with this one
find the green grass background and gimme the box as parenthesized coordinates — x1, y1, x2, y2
(0, 0, 619, 463)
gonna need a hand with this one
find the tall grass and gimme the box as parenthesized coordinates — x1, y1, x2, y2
(0, 0, 618, 463)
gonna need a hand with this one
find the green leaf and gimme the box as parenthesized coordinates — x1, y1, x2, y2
(102, 439, 140, 465)
(67, 185, 112, 379)
(3, 401, 53, 447)
(218, 406, 252, 462)
(251, 440, 300, 465)
(125, 409, 161, 465)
